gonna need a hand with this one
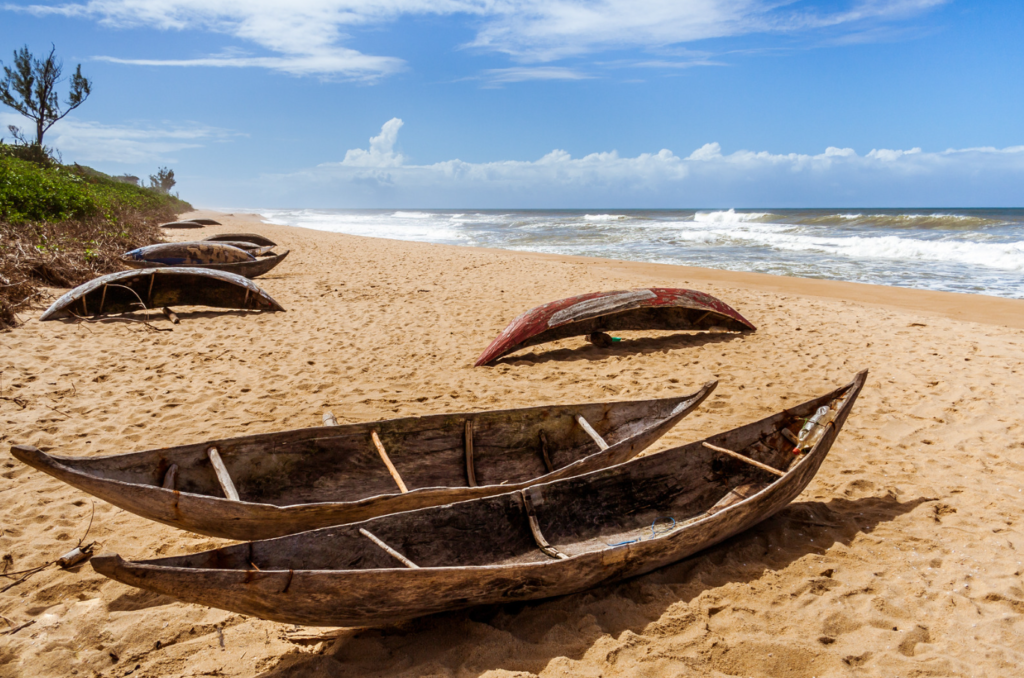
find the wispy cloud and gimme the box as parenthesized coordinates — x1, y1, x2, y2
(481, 66, 592, 84)
(1, 112, 238, 163)
(5, 1, 948, 78)
(269, 119, 1024, 207)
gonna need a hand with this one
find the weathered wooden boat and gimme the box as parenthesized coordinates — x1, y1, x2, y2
(88, 372, 864, 627)
(189, 219, 221, 225)
(39, 268, 284, 321)
(119, 244, 289, 279)
(122, 242, 256, 267)
(204, 233, 277, 247)
(475, 288, 757, 366)
(209, 242, 276, 256)
(11, 382, 716, 540)
(159, 221, 204, 229)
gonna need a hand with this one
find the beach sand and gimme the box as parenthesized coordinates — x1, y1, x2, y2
(2, 210, 1022, 677)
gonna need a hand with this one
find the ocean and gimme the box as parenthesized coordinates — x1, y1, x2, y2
(252, 208, 1024, 299)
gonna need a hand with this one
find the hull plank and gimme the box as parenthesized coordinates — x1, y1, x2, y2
(90, 372, 865, 627)
(12, 383, 716, 540)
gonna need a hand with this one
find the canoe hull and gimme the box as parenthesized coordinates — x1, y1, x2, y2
(120, 251, 289, 279)
(91, 372, 865, 626)
(204, 233, 277, 247)
(476, 288, 756, 366)
(13, 383, 715, 540)
(38, 268, 284, 320)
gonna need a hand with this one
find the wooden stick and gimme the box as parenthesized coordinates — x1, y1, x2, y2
(162, 307, 179, 324)
(322, 410, 338, 426)
(147, 273, 156, 305)
(99, 284, 108, 314)
(464, 420, 477, 487)
(575, 415, 609, 451)
(371, 431, 408, 493)
(539, 431, 554, 473)
(359, 528, 419, 569)
(207, 447, 240, 500)
(162, 464, 178, 490)
(521, 490, 568, 560)
(1, 620, 35, 636)
(702, 442, 785, 477)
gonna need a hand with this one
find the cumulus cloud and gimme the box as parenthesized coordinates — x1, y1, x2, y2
(5, 0, 947, 77)
(1, 112, 237, 163)
(266, 119, 1024, 207)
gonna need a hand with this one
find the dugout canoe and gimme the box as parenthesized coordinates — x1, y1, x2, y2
(121, 243, 289, 279)
(122, 242, 256, 267)
(88, 371, 865, 627)
(189, 219, 221, 225)
(159, 221, 204, 229)
(205, 233, 277, 247)
(11, 382, 716, 540)
(38, 268, 284, 320)
(475, 288, 757, 366)
(208, 242, 276, 256)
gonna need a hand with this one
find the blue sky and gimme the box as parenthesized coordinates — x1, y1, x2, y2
(2, 0, 1023, 207)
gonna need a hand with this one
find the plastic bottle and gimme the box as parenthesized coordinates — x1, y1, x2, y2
(794, 406, 836, 452)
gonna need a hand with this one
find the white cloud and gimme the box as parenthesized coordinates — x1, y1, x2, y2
(1, 112, 237, 164)
(481, 66, 592, 83)
(5, 1, 948, 76)
(263, 119, 1024, 207)
(340, 117, 404, 167)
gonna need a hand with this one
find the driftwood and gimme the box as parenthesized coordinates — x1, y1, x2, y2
(90, 371, 866, 627)
(204, 233, 277, 247)
(162, 307, 180, 324)
(475, 288, 756, 366)
(39, 268, 284, 320)
(11, 383, 716, 540)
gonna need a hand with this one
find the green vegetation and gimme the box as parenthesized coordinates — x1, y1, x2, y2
(0, 152, 191, 327)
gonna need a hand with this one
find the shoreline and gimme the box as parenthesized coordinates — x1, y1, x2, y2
(2, 209, 1022, 677)
(208, 209, 1024, 330)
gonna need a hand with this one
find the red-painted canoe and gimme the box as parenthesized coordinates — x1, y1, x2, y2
(475, 288, 755, 366)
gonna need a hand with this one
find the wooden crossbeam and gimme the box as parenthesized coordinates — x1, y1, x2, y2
(207, 447, 240, 500)
(575, 415, 609, 451)
(702, 442, 785, 477)
(538, 431, 554, 473)
(371, 431, 408, 493)
(359, 528, 419, 569)
(464, 420, 477, 487)
(521, 490, 568, 560)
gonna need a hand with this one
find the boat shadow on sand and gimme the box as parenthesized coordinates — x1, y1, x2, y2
(489, 331, 746, 366)
(221, 493, 932, 677)
(51, 308, 271, 325)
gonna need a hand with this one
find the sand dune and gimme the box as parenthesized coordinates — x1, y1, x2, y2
(1, 211, 1022, 677)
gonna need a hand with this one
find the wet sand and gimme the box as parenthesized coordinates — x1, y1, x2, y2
(1, 210, 1022, 677)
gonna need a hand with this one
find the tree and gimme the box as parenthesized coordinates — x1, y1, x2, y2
(0, 44, 91, 147)
(149, 167, 176, 194)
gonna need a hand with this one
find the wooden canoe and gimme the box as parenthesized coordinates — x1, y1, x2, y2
(204, 233, 277, 247)
(121, 248, 289, 279)
(207, 242, 276, 256)
(88, 371, 865, 627)
(11, 382, 716, 540)
(122, 242, 256, 267)
(39, 268, 284, 320)
(159, 221, 204, 229)
(189, 219, 221, 225)
(475, 288, 756, 366)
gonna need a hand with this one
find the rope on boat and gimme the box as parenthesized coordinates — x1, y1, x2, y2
(605, 516, 676, 547)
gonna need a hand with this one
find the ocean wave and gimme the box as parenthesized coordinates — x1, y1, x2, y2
(583, 214, 629, 222)
(392, 211, 434, 219)
(789, 213, 1003, 229)
(693, 209, 778, 224)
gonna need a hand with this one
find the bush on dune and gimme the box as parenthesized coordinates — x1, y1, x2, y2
(0, 153, 192, 328)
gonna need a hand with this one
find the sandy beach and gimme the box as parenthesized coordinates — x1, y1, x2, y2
(2, 210, 1023, 677)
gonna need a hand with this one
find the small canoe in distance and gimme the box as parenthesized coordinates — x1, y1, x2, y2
(188, 219, 221, 225)
(159, 221, 204, 229)
(204, 233, 277, 248)
(120, 244, 289, 279)
(122, 242, 256, 267)
(39, 268, 284, 320)
(12, 382, 716, 540)
(475, 288, 757, 366)
(89, 371, 865, 627)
